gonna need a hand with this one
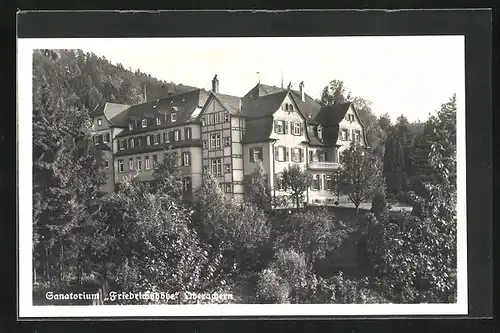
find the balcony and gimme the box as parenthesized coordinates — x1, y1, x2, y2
(308, 161, 341, 170)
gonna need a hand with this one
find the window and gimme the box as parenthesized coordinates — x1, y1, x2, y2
(174, 130, 180, 141)
(354, 130, 361, 142)
(250, 147, 263, 163)
(118, 140, 125, 150)
(315, 150, 326, 162)
(145, 156, 151, 170)
(275, 146, 287, 162)
(276, 173, 285, 191)
(291, 148, 303, 162)
(171, 113, 177, 122)
(292, 122, 301, 135)
(214, 112, 221, 123)
(102, 133, 110, 143)
(325, 175, 333, 190)
(311, 175, 320, 190)
(290, 104, 294, 112)
(146, 135, 151, 146)
(128, 123, 133, 131)
(183, 177, 192, 193)
(104, 160, 109, 169)
(154, 133, 160, 145)
(152, 155, 158, 168)
(309, 150, 313, 162)
(137, 137, 142, 146)
(317, 126, 323, 140)
(185, 127, 192, 140)
(211, 158, 222, 176)
(164, 131, 170, 143)
(340, 128, 348, 141)
(224, 137, 231, 146)
(136, 157, 142, 171)
(183, 152, 191, 166)
(135, 120, 141, 128)
(156, 117, 161, 125)
(225, 183, 232, 193)
(97, 118, 102, 126)
(201, 117, 206, 126)
(275, 120, 286, 134)
(209, 114, 214, 124)
(118, 160, 124, 172)
(203, 166, 209, 174)
(129, 158, 134, 171)
(130, 138, 135, 148)
(142, 119, 147, 128)
(225, 164, 231, 173)
(224, 112, 230, 122)
(202, 140, 207, 149)
(210, 133, 221, 150)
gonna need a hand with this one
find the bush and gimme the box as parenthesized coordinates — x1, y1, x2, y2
(275, 208, 353, 265)
(255, 268, 290, 304)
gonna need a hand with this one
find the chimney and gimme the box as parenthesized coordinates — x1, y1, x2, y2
(238, 99, 242, 112)
(212, 74, 219, 93)
(142, 83, 147, 102)
(299, 81, 305, 102)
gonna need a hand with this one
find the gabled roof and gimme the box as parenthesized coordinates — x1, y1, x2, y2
(241, 91, 288, 118)
(243, 83, 285, 99)
(211, 92, 242, 115)
(314, 102, 352, 127)
(115, 89, 209, 137)
(91, 102, 130, 127)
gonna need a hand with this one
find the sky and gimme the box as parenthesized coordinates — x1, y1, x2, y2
(56, 36, 465, 123)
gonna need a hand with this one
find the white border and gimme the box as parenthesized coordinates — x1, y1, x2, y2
(18, 37, 467, 318)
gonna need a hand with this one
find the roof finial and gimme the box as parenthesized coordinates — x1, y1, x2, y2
(287, 81, 292, 90)
(256, 71, 260, 83)
(281, 68, 283, 89)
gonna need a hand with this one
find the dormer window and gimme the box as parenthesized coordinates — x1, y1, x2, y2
(141, 119, 147, 128)
(97, 118, 102, 126)
(201, 117, 206, 126)
(156, 117, 161, 125)
(317, 126, 323, 140)
(128, 123, 133, 131)
(171, 113, 177, 122)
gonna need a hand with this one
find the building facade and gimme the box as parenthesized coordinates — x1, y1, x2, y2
(91, 75, 367, 205)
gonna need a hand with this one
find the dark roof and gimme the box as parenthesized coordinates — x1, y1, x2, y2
(289, 91, 322, 124)
(243, 83, 285, 99)
(212, 92, 242, 115)
(114, 140, 202, 157)
(241, 91, 288, 118)
(115, 89, 209, 138)
(242, 117, 275, 143)
(314, 103, 351, 127)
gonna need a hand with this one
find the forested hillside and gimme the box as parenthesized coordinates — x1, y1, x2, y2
(34, 49, 198, 110)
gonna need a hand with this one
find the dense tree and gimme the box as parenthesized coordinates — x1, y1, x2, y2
(366, 94, 457, 303)
(281, 164, 312, 209)
(194, 173, 272, 286)
(378, 113, 392, 132)
(96, 176, 228, 304)
(151, 150, 183, 200)
(351, 96, 386, 158)
(411, 94, 457, 192)
(245, 162, 272, 212)
(338, 144, 385, 215)
(383, 115, 415, 199)
(275, 209, 352, 265)
(33, 50, 106, 287)
(319, 79, 352, 105)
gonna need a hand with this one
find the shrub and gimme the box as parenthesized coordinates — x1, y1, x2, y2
(255, 268, 290, 304)
(275, 208, 353, 265)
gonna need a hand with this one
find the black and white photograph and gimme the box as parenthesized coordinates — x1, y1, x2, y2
(18, 31, 469, 318)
